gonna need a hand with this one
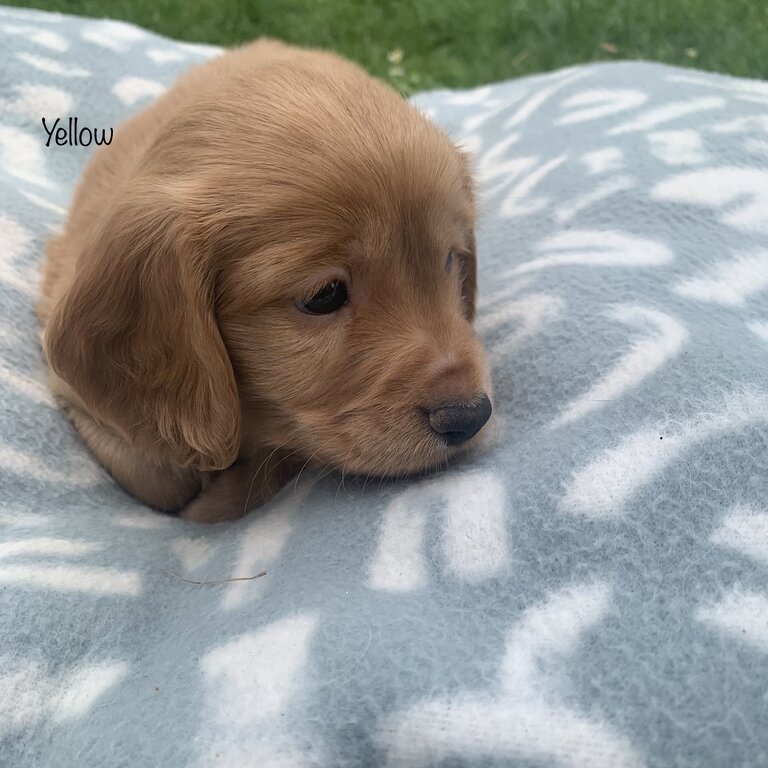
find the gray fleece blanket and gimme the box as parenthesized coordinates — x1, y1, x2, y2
(1, 6, 768, 767)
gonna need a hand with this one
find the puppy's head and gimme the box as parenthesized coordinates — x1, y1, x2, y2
(45, 49, 492, 479)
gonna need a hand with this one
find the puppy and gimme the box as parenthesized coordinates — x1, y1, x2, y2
(38, 39, 492, 523)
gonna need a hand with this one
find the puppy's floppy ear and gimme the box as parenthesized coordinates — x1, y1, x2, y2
(44, 182, 240, 471)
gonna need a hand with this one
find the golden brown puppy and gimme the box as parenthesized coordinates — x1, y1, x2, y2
(38, 39, 492, 523)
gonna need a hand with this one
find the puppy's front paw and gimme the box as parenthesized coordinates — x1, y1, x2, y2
(180, 453, 299, 523)
(180, 492, 245, 524)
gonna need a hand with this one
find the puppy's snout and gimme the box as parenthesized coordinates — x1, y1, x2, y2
(427, 393, 492, 446)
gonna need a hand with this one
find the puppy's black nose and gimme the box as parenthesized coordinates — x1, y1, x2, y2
(428, 394, 492, 446)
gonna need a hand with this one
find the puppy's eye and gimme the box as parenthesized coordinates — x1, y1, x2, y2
(298, 280, 349, 315)
(445, 250, 455, 272)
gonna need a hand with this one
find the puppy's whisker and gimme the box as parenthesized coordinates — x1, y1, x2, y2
(293, 450, 320, 491)
(315, 465, 337, 486)
(242, 433, 304, 516)
(251, 438, 294, 483)
(258, 443, 306, 497)
(360, 469, 375, 501)
(342, 461, 350, 494)
(334, 457, 353, 504)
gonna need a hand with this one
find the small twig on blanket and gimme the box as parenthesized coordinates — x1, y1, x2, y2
(165, 570, 267, 586)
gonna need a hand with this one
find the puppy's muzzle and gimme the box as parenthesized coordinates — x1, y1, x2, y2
(427, 393, 492, 446)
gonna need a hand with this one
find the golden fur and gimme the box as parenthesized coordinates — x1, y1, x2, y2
(38, 39, 492, 522)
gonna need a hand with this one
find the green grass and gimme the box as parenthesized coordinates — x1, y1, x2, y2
(9, 0, 768, 93)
